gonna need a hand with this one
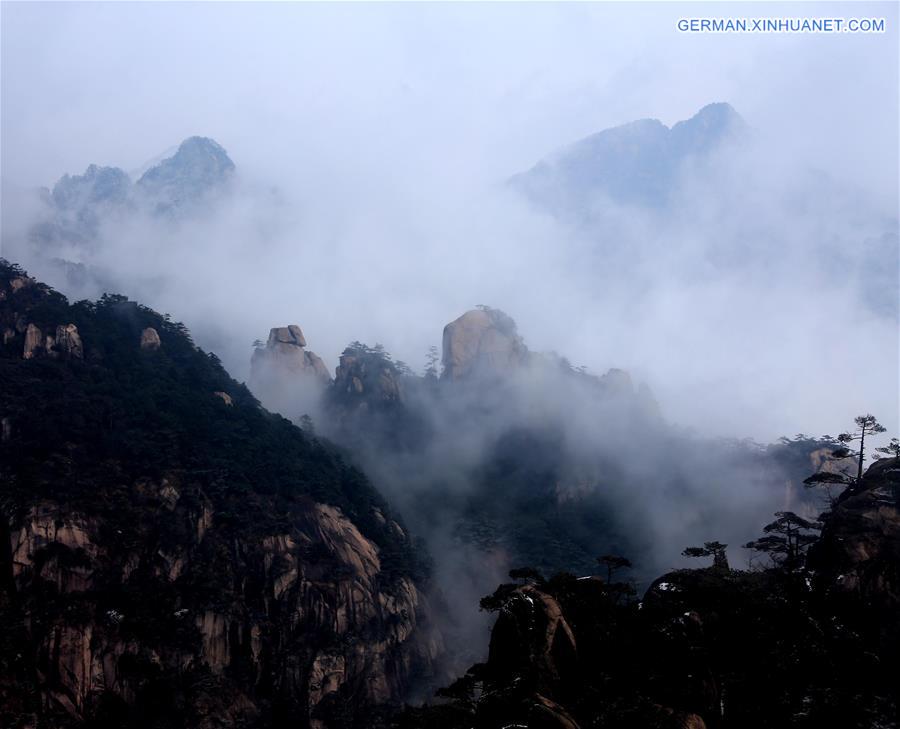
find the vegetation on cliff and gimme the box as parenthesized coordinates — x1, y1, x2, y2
(0, 260, 434, 729)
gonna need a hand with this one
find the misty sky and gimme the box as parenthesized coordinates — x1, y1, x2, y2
(2, 2, 897, 193)
(1, 1, 898, 443)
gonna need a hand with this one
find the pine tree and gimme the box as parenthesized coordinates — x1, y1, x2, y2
(424, 345, 440, 380)
(682, 541, 729, 569)
(744, 511, 820, 572)
(804, 414, 887, 493)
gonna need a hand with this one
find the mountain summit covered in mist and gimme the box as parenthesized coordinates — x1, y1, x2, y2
(135, 136, 235, 214)
(246, 301, 849, 682)
(509, 102, 747, 215)
(31, 136, 234, 249)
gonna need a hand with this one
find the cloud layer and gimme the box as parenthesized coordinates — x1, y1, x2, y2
(2, 1, 897, 446)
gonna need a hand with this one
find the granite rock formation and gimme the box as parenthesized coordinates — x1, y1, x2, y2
(441, 307, 528, 381)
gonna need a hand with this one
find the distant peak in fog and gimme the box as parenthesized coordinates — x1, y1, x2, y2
(509, 102, 747, 214)
(51, 164, 132, 211)
(671, 102, 746, 147)
(34, 135, 235, 249)
(136, 136, 235, 214)
(137, 136, 234, 182)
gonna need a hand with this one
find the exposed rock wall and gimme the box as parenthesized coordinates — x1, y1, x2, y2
(8, 482, 440, 728)
(441, 308, 528, 381)
(20, 320, 83, 361)
(139, 326, 161, 351)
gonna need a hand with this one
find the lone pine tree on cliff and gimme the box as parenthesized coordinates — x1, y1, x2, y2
(682, 541, 729, 569)
(744, 511, 820, 573)
(804, 414, 887, 494)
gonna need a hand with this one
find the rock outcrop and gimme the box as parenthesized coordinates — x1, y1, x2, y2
(19, 321, 82, 360)
(140, 326, 161, 350)
(7, 492, 439, 728)
(431, 576, 715, 729)
(22, 322, 42, 359)
(54, 323, 83, 358)
(251, 325, 330, 385)
(441, 307, 528, 381)
(333, 351, 402, 405)
(487, 585, 578, 692)
(249, 325, 331, 419)
(322, 342, 434, 454)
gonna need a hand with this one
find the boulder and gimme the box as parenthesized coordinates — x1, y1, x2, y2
(333, 354, 402, 404)
(268, 325, 307, 348)
(250, 325, 330, 385)
(441, 307, 527, 381)
(140, 327, 161, 351)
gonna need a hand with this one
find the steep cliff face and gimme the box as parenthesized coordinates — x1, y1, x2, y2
(811, 456, 900, 650)
(0, 261, 441, 729)
(6, 493, 437, 729)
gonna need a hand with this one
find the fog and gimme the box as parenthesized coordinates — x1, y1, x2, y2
(1, 3, 897, 460)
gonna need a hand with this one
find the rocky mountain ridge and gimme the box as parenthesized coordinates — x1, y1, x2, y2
(24, 136, 234, 279)
(509, 102, 747, 215)
(244, 303, 848, 669)
(0, 261, 441, 729)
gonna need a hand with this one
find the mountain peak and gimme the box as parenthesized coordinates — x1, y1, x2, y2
(51, 164, 132, 211)
(689, 101, 738, 121)
(510, 102, 745, 214)
(172, 136, 234, 167)
(671, 102, 746, 151)
(136, 136, 235, 213)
